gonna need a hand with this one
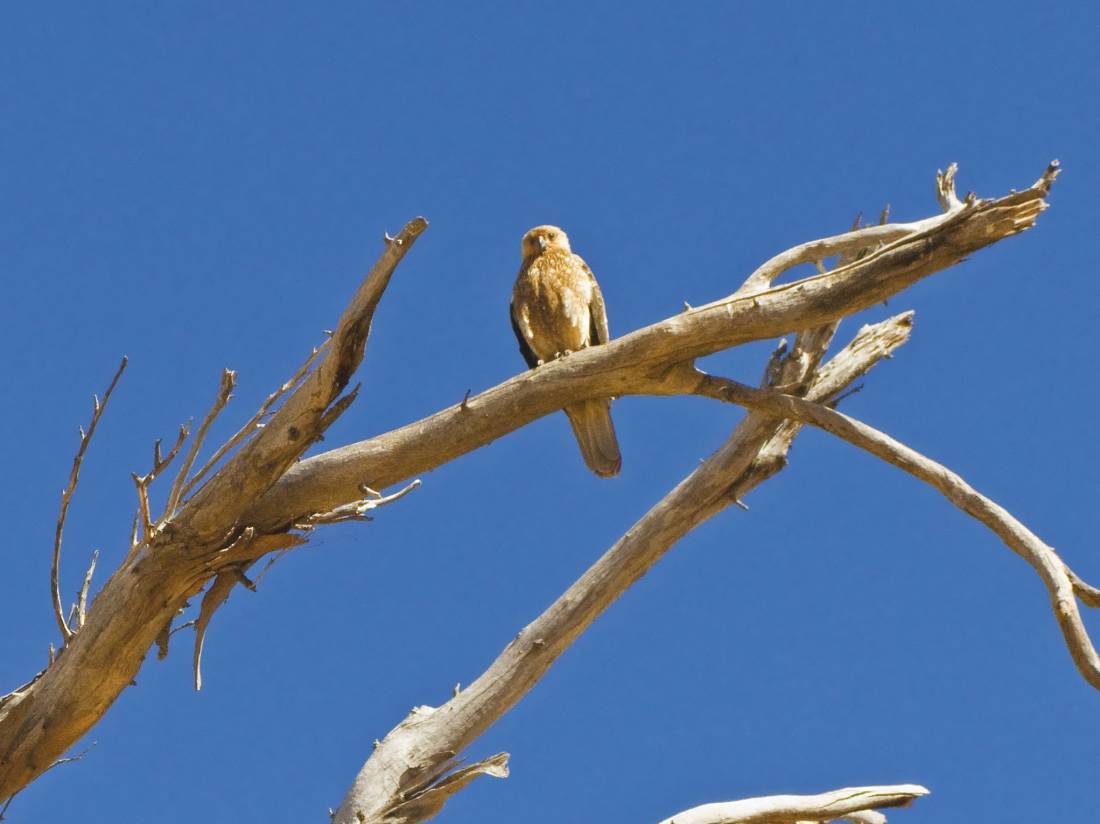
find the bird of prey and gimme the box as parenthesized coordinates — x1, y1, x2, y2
(510, 225, 621, 477)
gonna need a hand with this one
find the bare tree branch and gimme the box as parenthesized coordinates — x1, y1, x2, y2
(75, 549, 99, 629)
(178, 338, 330, 501)
(294, 479, 422, 530)
(179, 218, 429, 541)
(129, 423, 190, 548)
(250, 163, 1056, 530)
(51, 356, 127, 644)
(729, 158, 996, 300)
(0, 743, 96, 821)
(151, 425, 190, 486)
(332, 317, 910, 823)
(0, 164, 1058, 807)
(164, 368, 237, 519)
(0, 219, 427, 800)
(659, 784, 929, 824)
(675, 372, 1100, 689)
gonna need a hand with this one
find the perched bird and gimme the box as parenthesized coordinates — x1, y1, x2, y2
(510, 225, 621, 477)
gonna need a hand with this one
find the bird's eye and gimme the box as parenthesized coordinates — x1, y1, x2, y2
(548, 232, 556, 240)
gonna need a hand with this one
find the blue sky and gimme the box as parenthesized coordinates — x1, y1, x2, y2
(2, 3, 1098, 822)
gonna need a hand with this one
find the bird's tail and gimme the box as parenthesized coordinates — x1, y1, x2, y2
(564, 399, 621, 478)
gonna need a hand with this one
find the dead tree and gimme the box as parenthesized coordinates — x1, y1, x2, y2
(1, 162, 1089, 824)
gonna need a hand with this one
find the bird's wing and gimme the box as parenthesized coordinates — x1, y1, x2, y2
(510, 299, 540, 369)
(582, 259, 610, 345)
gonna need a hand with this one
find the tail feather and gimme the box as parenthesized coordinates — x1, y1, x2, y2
(564, 400, 621, 478)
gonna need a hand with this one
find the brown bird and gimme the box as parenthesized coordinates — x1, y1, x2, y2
(510, 225, 621, 477)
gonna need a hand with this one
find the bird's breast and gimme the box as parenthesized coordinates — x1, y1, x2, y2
(513, 251, 593, 360)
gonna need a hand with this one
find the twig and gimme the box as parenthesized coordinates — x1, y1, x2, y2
(152, 425, 190, 483)
(130, 472, 153, 546)
(157, 618, 197, 661)
(45, 744, 95, 772)
(164, 368, 236, 518)
(126, 424, 191, 550)
(179, 340, 331, 501)
(295, 480, 421, 530)
(936, 162, 963, 212)
(659, 784, 929, 824)
(127, 512, 140, 560)
(0, 744, 96, 821)
(170, 619, 197, 636)
(252, 549, 292, 588)
(51, 356, 127, 644)
(76, 549, 99, 629)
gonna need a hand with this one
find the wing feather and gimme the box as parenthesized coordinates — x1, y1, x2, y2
(581, 259, 610, 345)
(510, 300, 540, 369)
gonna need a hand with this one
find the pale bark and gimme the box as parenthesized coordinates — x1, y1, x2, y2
(0, 219, 427, 800)
(247, 163, 1055, 529)
(332, 315, 912, 823)
(0, 163, 1062, 814)
(659, 784, 929, 824)
(673, 371, 1100, 689)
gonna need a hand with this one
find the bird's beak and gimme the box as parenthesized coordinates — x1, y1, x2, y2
(536, 236, 548, 252)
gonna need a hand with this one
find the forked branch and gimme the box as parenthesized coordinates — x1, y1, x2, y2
(2, 164, 1061, 812)
(180, 218, 429, 540)
(677, 372, 1100, 689)
(249, 163, 1057, 530)
(332, 315, 911, 823)
(51, 356, 127, 644)
(0, 219, 428, 802)
(178, 339, 330, 501)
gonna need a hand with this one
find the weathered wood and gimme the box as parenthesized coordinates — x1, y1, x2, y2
(0, 164, 1060, 812)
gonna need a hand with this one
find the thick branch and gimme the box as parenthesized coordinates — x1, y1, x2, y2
(181, 218, 428, 541)
(660, 784, 929, 824)
(0, 163, 1056, 806)
(0, 221, 426, 801)
(332, 319, 910, 823)
(250, 164, 1055, 529)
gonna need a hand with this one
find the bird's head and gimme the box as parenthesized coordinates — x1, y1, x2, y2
(521, 225, 571, 260)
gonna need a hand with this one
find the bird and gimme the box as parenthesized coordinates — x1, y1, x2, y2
(510, 225, 621, 477)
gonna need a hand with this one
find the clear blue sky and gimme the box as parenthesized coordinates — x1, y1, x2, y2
(3, 3, 1098, 822)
